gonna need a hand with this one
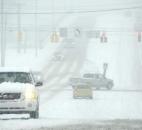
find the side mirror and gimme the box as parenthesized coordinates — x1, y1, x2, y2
(35, 81, 43, 87)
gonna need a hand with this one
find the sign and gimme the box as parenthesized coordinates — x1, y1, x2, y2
(59, 28, 68, 37)
(86, 30, 100, 38)
(74, 28, 81, 37)
(103, 63, 108, 77)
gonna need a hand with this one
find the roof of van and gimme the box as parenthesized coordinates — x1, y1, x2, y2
(0, 67, 31, 73)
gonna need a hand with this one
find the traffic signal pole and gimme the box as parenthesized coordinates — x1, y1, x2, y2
(138, 32, 141, 42)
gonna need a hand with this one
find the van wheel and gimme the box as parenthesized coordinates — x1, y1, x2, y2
(30, 109, 39, 119)
(30, 106, 39, 119)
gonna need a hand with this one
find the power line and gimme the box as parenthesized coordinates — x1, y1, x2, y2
(0, 27, 139, 32)
(0, 5, 142, 14)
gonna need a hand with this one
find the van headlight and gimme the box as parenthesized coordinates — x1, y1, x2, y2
(25, 88, 37, 101)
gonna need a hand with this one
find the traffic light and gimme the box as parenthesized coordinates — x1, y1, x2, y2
(17, 31, 23, 41)
(50, 32, 60, 43)
(100, 32, 107, 43)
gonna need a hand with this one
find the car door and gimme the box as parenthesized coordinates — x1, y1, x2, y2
(93, 74, 104, 87)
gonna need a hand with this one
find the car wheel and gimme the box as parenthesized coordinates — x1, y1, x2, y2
(96, 87, 100, 90)
(30, 106, 39, 119)
(89, 96, 93, 99)
(107, 83, 113, 90)
(73, 96, 77, 99)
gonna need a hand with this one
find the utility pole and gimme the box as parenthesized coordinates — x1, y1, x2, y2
(17, 2, 22, 53)
(0, 0, 5, 67)
(35, 0, 38, 56)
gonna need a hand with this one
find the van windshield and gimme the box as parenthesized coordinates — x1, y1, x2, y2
(0, 72, 32, 84)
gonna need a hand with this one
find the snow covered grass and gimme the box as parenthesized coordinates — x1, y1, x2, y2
(39, 90, 142, 120)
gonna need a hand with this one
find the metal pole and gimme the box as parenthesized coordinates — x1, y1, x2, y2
(52, 0, 55, 33)
(1, 0, 5, 67)
(3, 12, 7, 64)
(24, 30, 27, 53)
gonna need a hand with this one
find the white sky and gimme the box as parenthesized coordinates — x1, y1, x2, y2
(2, 0, 142, 12)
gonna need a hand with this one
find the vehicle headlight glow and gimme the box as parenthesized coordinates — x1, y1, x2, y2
(25, 87, 37, 101)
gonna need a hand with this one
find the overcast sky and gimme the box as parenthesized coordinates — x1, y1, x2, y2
(1, 0, 142, 12)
